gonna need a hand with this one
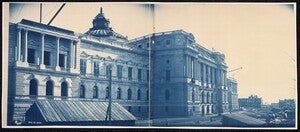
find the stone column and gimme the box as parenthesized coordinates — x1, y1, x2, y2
(203, 64, 206, 87)
(207, 66, 211, 88)
(24, 30, 28, 64)
(55, 37, 61, 71)
(70, 40, 74, 69)
(17, 29, 21, 62)
(40, 34, 46, 69)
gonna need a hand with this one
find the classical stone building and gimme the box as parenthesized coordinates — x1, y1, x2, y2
(227, 78, 239, 111)
(7, 8, 238, 124)
(148, 30, 230, 118)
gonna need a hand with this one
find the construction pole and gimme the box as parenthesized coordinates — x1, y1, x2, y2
(40, 3, 42, 23)
(108, 65, 112, 125)
(47, 3, 66, 25)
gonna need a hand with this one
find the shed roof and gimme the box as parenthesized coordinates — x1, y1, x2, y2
(19, 19, 75, 36)
(29, 100, 136, 122)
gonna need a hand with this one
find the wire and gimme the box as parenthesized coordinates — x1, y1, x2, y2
(14, 4, 24, 22)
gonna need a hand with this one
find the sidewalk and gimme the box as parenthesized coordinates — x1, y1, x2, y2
(150, 114, 222, 126)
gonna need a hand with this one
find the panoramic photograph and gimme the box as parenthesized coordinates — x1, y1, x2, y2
(2, 2, 296, 129)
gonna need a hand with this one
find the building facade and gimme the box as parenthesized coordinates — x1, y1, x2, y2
(238, 95, 262, 109)
(227, 78, 239, 111)
(7, 8, 238, 124)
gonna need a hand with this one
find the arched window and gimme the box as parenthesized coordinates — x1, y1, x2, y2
(211, 93, 214, 103)
(46, 80, 54, 96)
(117, 88, 121, 99)
(202, 91, 205, 103)
(207, 92, 210, 103)
(106, 87, 109, 99)
(192, 89, 195, 102)
(165, 89, 170, 100)
(61, 81, 68, 97)
(29, 79, 38, 96)
(127, 89, 132, 100)
(207, 105, 210, 114)
(146, 90, 149, 100)
(79, 85, 85, 98)
(137, 89, 141, 100)
(93, 86, 98, 98)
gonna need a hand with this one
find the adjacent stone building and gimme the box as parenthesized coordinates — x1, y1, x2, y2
(227, 78, 239, 111)
(238, 95, 262, 109)
(7, 8, 238, 124)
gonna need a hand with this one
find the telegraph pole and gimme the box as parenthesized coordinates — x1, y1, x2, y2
(108, 65, 112, 125)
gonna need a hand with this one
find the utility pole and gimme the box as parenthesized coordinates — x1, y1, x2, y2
(107, 64, 112, 125)
(40, 3, 42, 23)
(105, 64, 112, 125)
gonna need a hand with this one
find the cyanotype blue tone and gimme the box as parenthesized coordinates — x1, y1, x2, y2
(5, 3, 295, 128)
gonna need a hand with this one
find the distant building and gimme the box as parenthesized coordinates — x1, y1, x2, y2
(270, 103, 279, 109)
(238, 95, 262, 108)
(279, 99, 295, 110)
(227, 78, 239, 111)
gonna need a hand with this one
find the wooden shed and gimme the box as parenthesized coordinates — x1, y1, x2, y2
(25, 100, 136, 126)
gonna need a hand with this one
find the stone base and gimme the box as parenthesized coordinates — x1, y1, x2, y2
(39, 64, 46, 69)
(70, 68, 80, 74)
(55, 66, 61, 71)
(16, 61, 28, 67)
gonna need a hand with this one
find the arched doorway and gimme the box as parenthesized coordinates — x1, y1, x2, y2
(29, 79, 38, 97)
(137, 89, 141, 100)
(46, 80, 54, 96)
(127, 89, 132, 100)
(93, 86, 98, 98)
(202, 105, 205, 115)
(207, 105, 210, 115)
(61, 81, 68, 97)
(79, 85, 85, 98)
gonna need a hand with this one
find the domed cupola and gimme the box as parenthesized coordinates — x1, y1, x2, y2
(86, 7, 127, 40)
(92, 7, 110, 31)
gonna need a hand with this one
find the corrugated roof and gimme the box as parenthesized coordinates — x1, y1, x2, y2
(20, 19, 75, 36)
(31, 100, 136, 122)
(223, 113, 266, 125)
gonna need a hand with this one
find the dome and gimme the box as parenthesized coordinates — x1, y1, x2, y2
(85, 7, 127, 40)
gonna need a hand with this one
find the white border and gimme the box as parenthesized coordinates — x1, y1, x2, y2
(2, 2, 297, 130)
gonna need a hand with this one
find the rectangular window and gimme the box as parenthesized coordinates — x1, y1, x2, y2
(80, 59, 86, 75)
(94, 62, 99, 77)
(117, 65, 123, 80)
(59, 54, 65, 67)
(138, 69, 142, 81)
(147, 70, 149, 81)
(27, 48, 35, 64)
(166, 70, 171, 82)
(166, 40, 170, 45)
(44, 51, 51, 66)
(191, 57, 194, 78)
(128, 67, 132, 80)
(106, 65, 111, 78)
(201, 64, 204, 82)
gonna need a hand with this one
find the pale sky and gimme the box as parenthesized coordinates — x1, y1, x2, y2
(9, 3, 296, 104)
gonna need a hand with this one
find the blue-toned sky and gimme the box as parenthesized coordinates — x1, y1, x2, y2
(9, 3, 296, 104)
